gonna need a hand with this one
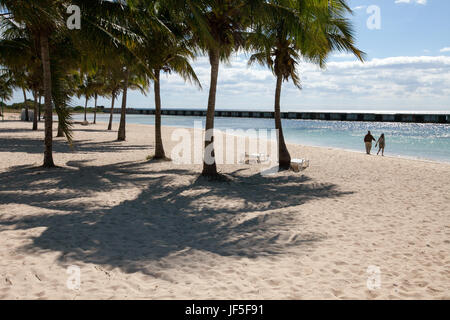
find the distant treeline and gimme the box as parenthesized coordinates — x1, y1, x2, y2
(2, 100, 103, 114)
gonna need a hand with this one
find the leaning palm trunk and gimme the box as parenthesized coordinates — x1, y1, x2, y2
(274, 74, 291, 170)
(93, 93, 97, 124)
(153, 69, 165, 159)
(32, 90, 38, 130)
(56, 116, 64, 137)
(201, 49, 220, 177)
(117, 69, 129, 141)
(56, 100, 64, 137)
(40, 32, 55, 168)
(107, 90, 116, 131)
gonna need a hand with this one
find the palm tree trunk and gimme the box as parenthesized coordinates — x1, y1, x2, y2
(107, 90, 116, 131)
(40, 32, 55, 168)
(38, 94, 41, 121)
(23, 88, 29, 122)
(93, 93, 97, 124)
(117, 69, 129, 141)
(32, 90, 38, 130)
(274, 74, 291, 170)
(84, 96, 88, 122)
(153, 69, 165, 159)
(201, 49, 220, 177)
(56, 116, 64, 137)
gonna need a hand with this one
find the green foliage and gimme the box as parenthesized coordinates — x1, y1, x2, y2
(0, 70, 13, 102)
(72, 106, 85, 112)
(248, 0, 365, 88)
(2, 100, 35, 110)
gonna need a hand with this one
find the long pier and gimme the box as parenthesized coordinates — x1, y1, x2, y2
(102, 108, 450, 124)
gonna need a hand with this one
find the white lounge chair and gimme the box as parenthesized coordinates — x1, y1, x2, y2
(241, 152, 269, 164)
(290, 158, 310, 172)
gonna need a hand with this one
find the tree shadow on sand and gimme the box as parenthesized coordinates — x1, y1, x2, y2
(0, 136, 152, 154)
(0, 160, 353, 276)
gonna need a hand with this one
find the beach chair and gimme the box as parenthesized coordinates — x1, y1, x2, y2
(290, 158, 310, 172)
(241, 152, 269, 164)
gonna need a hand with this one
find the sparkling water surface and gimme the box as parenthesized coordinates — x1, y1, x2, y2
(72, 113, 450, 163)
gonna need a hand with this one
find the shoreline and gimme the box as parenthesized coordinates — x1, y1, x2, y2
(287, 143, 450, 166)
(3, 115, 450, 166)
(71, 118, 450, 166)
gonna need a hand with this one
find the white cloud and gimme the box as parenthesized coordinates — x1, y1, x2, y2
(440, 47, 450, 53)
(20, 54, 450, 112)
(395, 0, 427, 5)
(146, 55, 450, 111)
(331, 52, 357, 59)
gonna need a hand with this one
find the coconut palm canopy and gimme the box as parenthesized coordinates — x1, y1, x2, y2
(0, 0, 363, 172)
(0, 68, 13, 120)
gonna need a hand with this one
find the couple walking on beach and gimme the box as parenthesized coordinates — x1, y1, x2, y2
(364, 131, 385, 156)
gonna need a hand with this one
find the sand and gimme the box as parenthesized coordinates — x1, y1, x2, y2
(0, 118, 449, 300)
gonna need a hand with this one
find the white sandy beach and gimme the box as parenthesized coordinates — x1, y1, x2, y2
(0, 117, 449, 300)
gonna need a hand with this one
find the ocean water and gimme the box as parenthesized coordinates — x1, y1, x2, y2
(72, 113, 450, 163)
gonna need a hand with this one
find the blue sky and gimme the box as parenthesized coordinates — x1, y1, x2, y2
(9, 0, 450, 112)
(349, 0, 450, 59)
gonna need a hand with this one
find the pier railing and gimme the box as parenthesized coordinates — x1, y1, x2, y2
(102, 108, 450, 124)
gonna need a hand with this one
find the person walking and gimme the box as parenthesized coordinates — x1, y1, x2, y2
(364, 131, 376, 155)
(376, 133, 386, 156)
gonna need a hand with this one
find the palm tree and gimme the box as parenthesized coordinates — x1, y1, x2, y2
(88, 69, 107, 125)
(104, 67, 123, 131)
(34, 6, 59, 167)
(0, 0, 67, 167)
(66, 0, 145, 136)
(81, 77, 92, 123)
(117, 64, 149, 141)
(74, 70, 105, 125)
(171, 1, 254, 177)
(0, 69, 13, 120)
(248, 0, 364, 169)
(169, 0, 299, 177)
(74, 72, 94, 123)
(0, 17, 43, 130)
(137, 6, 201, 159)
(72, 0, 151, 141)
(1, 0, 141, 166)
(117, 66, 129, 141)
(92, 84, 102, 125)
